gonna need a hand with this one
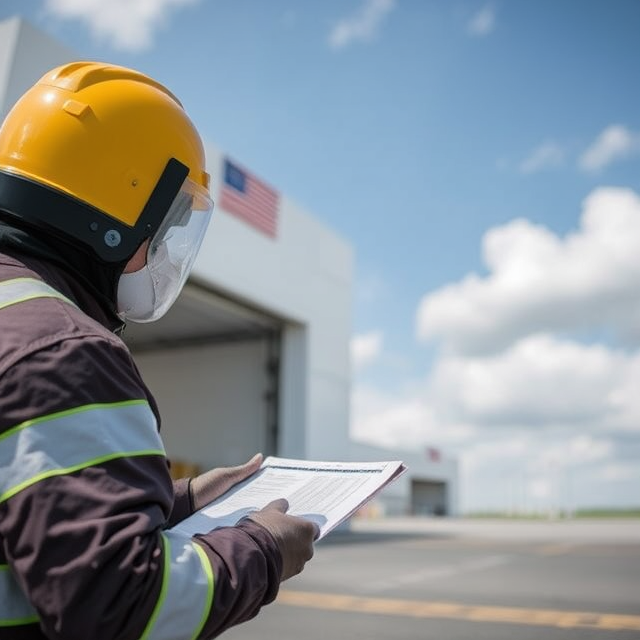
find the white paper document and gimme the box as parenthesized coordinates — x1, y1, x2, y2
(171, 456, 407, 540)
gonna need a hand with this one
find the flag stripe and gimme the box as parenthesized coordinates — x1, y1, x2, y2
(219, 190, 277, 233)
(219, 191, 277, 235)
(219, 158, 279, 238)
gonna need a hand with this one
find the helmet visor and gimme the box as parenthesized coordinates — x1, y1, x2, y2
(138, 177, 213, 322)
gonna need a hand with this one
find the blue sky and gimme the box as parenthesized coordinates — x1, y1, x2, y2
(2, 0, 640, 513)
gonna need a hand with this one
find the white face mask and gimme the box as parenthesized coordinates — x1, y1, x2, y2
(116, 178, 213, 323)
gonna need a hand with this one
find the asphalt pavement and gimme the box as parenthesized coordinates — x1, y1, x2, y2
(223, 517, 640, 640)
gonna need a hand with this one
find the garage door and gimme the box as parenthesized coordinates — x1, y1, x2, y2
(411, 479, 448, 516)
(122, 280, 283, 473)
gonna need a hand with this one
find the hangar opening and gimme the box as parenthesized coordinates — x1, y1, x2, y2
(411, 479, 449, 516)
(122, 277, 286, 476)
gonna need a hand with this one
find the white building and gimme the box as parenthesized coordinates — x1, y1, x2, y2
(0, 15, 459, 517)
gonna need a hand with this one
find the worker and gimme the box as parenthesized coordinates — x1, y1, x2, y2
(0, 61, 317, 640)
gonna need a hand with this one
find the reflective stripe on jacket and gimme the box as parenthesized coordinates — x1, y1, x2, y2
(0, 398, 165, 504)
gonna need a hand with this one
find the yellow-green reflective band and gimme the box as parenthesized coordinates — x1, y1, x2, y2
(0, 400, 165, 503)
(0, 565, 39, 627)
(192, 543, 215, 639)
(140, 532, 214, 640)
(0, 277, 76, 311)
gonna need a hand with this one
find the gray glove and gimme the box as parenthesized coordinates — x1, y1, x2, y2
(247, 498, 318, 581)
(190, 453, 263, 512)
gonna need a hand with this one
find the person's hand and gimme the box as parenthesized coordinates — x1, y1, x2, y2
(190, 453, 263, 512)
(247, 498, 318, 581)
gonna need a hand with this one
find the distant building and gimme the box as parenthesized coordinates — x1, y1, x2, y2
(0, 15, 459, 518)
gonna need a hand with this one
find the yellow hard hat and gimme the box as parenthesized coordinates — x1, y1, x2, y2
(0, 61, 211, 263)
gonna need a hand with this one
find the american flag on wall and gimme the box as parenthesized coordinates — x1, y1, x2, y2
(426, 447, 441, 463)
(219, 157, 279, 238)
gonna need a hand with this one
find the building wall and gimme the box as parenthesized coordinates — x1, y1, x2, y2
(349, 441, 460, 516)
(193, 144, 354, 461)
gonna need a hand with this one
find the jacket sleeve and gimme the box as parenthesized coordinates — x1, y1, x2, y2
(168, 477, 193, 526)
(0, 332, 282, 640)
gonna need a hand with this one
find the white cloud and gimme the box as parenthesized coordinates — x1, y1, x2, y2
(527, 477, 551, 500)
(350, 331, 383, 370)
(351, 384, 474, 450)
(353, 332, 640, 450)
(579, 125, 640, 172)
(416, 187, 640, 355)
(456, 430, 631, 513)
(44, 0, 199, 52)
(352, 346, 640, 511)
(537, 434, 613, 469)
(351, 341, 640, 511)
(353, 185, 640, 512)
(519, 141, 565, 174)
(599, 461, 640, 482)
(426, 334, 632, 428)
(328, 0, 395, 50)
(466, 4, 496, 37)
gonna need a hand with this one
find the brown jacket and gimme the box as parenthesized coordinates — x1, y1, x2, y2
(0, 250, 281, 640)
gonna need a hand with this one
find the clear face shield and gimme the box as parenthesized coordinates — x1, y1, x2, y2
(117, 177, 214, 323)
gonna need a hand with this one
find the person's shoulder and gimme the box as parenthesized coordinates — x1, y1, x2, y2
(0, 290, 151, 429)
(0, 259, 134, 387)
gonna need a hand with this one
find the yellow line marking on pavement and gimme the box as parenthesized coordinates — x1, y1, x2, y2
(536, 542, 576, 556)
(277, 590, 640, 631)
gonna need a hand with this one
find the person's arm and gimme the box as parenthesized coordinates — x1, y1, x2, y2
(0, 333, 296, 640)
(168, 477, 192, 526)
